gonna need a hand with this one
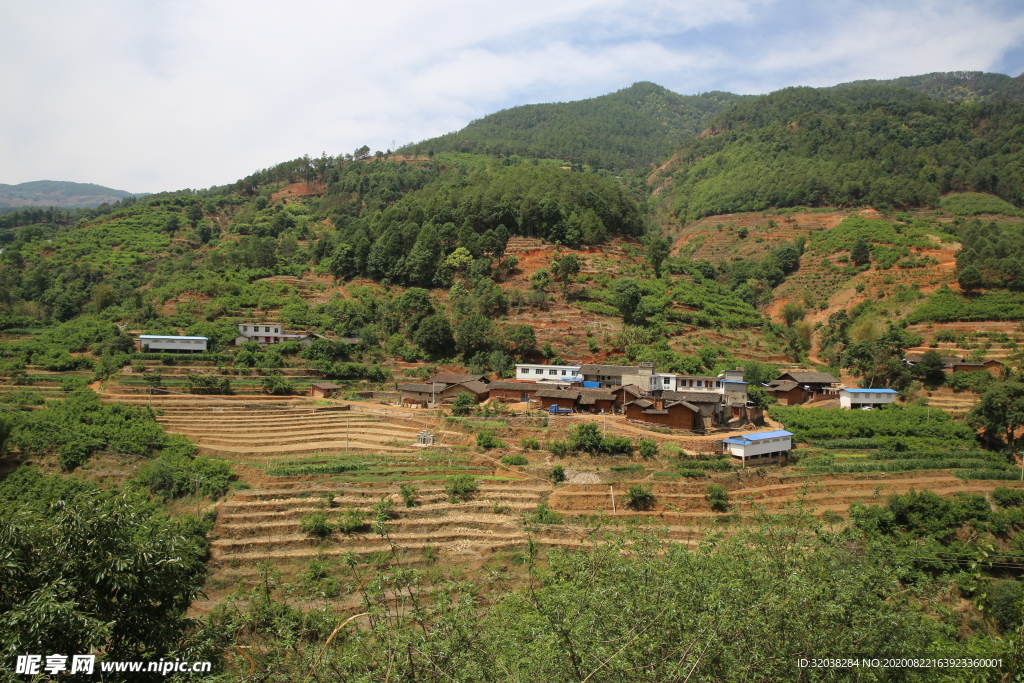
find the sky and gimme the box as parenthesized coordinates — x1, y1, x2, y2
(3, 0, 1024, 193)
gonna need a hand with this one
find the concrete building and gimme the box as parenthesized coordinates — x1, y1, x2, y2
(514, 363, 581, 382)
(235, 323, 313, 346)
(839, 388, 898, 409)
(722, 430, 794, 462)
(135, 335, 208, 353)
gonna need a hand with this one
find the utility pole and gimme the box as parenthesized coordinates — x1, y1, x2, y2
(194, 475, 203, 518)
(347, 417, 350, 451)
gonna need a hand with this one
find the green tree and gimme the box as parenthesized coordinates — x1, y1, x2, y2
(780, 302, 806, 328)
(958, 264, 983, 291)
(163, 214, 180, 235)
(557, 253, 580, 289)
(450, 392, 476, 416)
(505, 324, 536, 356)
(646, 237, 670, 277)
(967, 381, 1024, 449)
(413, 314, 454, 356)
(455, 314, 492, 356)
(0, 482, 209, 665)
(913, 350, 946, 383)
(185, 203, 203, 227)
(568, 422, 602, 454)
(613, 278, 645, 325)
(851, 238, 871, 265)
(0, 416, 12, 458)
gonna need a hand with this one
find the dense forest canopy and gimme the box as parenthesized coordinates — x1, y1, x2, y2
(404, 82, 754, 170)
(830, 70, 1024, 104)
(652, 85, 1024, 221)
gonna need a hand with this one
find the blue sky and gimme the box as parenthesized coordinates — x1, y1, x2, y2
(2, 0, 1023, 192)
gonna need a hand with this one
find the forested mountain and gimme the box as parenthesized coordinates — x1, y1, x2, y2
(404, 82, 754, 170)
(0, 180, 142, 210)
(830, 70, 1024, 103)
(650, 85, 1024, 222)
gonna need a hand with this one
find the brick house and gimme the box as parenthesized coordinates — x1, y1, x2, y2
(487, 381, 541, 403)
(624, 398, 700, 430)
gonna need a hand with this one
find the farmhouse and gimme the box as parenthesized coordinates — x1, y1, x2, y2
(950, 359, 1005, 376)
(624, 397, 700, 430)
(722, 430, 794, 462)
(400, 379, 489, 407)
(135, 335, 209, 353)
(487, 381, 541, 403)
(766, 371, 839, 404)
(535, 387, 616, 413)
(839, 388, 898, 409)
(578, 362, 650, 389)
(310, 382, 341, 399)
(235, 323, 313, 346)
(514, 363, 581, 382)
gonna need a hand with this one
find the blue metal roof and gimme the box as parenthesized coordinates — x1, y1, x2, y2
(842, 388, 898, 394)
(722, 380, 748, 385)
(722, 430, 794, 445)
(137, 335, 209, 340)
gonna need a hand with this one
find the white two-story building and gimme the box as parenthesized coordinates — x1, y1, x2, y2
(514, 363, 581, 383)
(722, 430, 794, 462)
(234, 323, 313, 347)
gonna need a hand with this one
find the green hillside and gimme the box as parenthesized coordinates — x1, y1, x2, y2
(830, 70, 1024, 103)
(404, 82, 754, 170)
(649, 84, 1024, 222)
(0, 180, 142, 210)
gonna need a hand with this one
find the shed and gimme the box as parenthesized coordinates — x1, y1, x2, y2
(135, 335, 209, 353)
(722, 430, 794, 462)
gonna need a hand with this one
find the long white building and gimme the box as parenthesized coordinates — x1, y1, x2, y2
(722, 430, 794, 462)
(134, 335, 208, 352)
(839, 388, 898, 409)
(514, 363, 581, 382)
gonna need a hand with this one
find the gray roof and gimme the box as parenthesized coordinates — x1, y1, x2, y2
(767, 380, 800, 392)
(458, 380, 490, 395)
(657, 390, 722, 404)
(579, 364, 640, 376)
(399, 383, 434, 392)
(429, 372, 488, 385)
(778, 371, 839, 384)
(537, 387, 616, 403)
(488, 381, 539, 391)
(614, 384, 645, 397)
(667, 400, 701, 412)
(311, 382, 340, 390)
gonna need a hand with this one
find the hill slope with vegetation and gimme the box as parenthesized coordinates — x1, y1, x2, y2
(0, 180, 142, 210)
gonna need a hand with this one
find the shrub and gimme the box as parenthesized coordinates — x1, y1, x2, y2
(552, 465, 566, 483)
(549, 439, 571, 456)
(677, 468, 707, 478)
(610, 464, 644, 473)
(638, 439, 658, 459)
(602, 437, 633, 455)
(569, 422, 602, 453)
(527, 502, 563, 524)
(300, 513, 334, 538)
(993, 487, 1024, 508)
(706, 484, 730, 511)
(520, 437, 539, 450)
(399, 483, 419, 508)
(320, 492, 336, 509)
(337, 508, 368, 534)
(476, 430, 505, 450)
(451, 392, 476, 416)
(501, 454, 529, 466)
(445, 473, 479, 501)
(989, 580, 1024, 632)
(160, 353, 176, 366)
(623, 484, 655, 510)
(261, 374, 294, 395)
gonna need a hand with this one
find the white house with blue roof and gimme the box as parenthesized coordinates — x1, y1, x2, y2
(838, 388, 898, 410)
(722, 430, 794, 462)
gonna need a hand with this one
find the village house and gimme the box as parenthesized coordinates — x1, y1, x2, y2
(310, 382, 341, 399)
(234, 323, 313, 347)
(623, 397, 701, 430)
(535, 387, 616, 413)
(838, 388, 898, 409)
(722, 430, 794, 463)
(765, 371, 839, 404)
(487, 381, 541, 403)
(134, 335, 208, 353)
(513, 363, 581, 382)
(400, 373, 491, 407)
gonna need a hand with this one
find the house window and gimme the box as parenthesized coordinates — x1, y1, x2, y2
(242, 326, 247, 332)
(663, 378, 669, 385)
(521, 368, 528, 374)
(696, 381, 703, 387)
(274, 328, 279, 333)
(264, 327, 270, 333)
(535, 369, 542, 374)
(549, 370, 556, 375)
(561, 370, 566, 375)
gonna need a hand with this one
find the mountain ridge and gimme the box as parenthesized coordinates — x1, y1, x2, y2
(0, 180, 143, 210)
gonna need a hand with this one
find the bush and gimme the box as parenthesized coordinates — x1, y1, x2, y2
(549, 439, 571, 456)
(989, 580, 1024, 631)
(399, 483, 419, 508)
(261, 374, 294, 395)
(638, 439, 658, 459)
(337, 508, 368, 534)
(706, 484, 730, 512)
(451, 392, 476, 416)
(552, 465, 566, 483)
(300, 513, 334, 538)
(476, 430, 505, 450)
(520, 437, 539, 450)
(527, 502, 563, 524)
(993, 487, 1024, 508)
(445, 473, 479, 501)
(160, 353, 176, 366)
(501, 454, 529, 466)
(677, 468, 707, 478)
(602, 436, 633, 455)
(623, 484, 655, 510)
(569, 422, 602, 453)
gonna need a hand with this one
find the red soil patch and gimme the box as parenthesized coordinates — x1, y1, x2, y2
(272, 183, 320, 204)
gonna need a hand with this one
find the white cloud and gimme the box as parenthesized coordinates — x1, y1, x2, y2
(1, 0, 1022, 191)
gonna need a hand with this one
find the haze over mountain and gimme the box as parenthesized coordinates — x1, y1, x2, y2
(0, 180, 142, 210)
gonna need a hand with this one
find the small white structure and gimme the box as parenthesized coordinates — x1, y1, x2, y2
(135, 335, 208, 352)
(235, 323, 312, 346)
(722, 429, 794, 462)
(839, 388, 898, 410)
(514, 363, 581, 382)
